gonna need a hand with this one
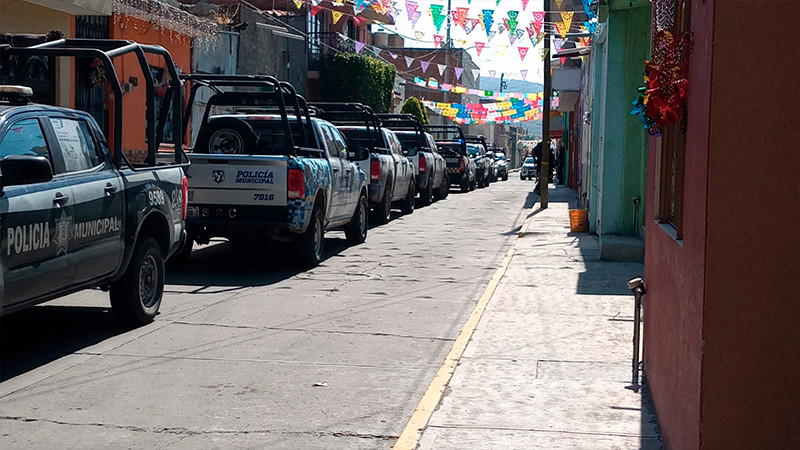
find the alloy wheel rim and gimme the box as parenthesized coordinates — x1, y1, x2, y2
(139, 254, 158, 307)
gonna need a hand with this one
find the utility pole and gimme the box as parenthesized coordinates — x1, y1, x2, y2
(540, 0, 551, 208)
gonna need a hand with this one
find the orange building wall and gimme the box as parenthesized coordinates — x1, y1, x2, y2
(109, 14, 191, 153)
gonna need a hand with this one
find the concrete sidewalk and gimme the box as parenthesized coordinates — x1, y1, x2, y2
(418, 186, 663, 449)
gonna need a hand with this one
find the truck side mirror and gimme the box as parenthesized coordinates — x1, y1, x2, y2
(0, 155, 53, 187)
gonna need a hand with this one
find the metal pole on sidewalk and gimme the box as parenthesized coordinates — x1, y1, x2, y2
(628, 278, 647, 392)
(540, 0, 551, 208)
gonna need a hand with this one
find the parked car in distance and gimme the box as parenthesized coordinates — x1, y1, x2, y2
(180, 76, 369, 267)
(494, 152, 509, 180)
(0, 40, 189, 325)
(310, 103, 416, 225)
(377, 113, 449, 204)
(521, 156, 537, 180)
(467, 143, 491, 188)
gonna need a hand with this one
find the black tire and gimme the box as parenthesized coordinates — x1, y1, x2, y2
(169, 234, 193, 265)
(435, 174, 450, 200)
(401, 179, 416, 214)
(460, 177, 470, 193)
(419, 178, 433, 206)
(371, 179, 393, 224)
(110, 237, 164, 326)
(298, 205, 324, 268)
(345, 194, 368, 245)
(194, 118, 256, 155)
(470, 178, 477, 191)
(503, 174, 508, 181)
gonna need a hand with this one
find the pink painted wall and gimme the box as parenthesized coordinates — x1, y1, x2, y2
(642, 1, 714, 449)
(645, 1, 800, 449)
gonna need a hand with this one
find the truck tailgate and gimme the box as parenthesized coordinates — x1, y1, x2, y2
(186, 155, 288, 206)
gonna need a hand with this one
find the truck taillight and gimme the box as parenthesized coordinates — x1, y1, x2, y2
(181, 175, 188, 220)
(460, 157, 466, 172)
(370, 160, 380, 181)
(288, 168, 305, 200)
(419, 156, 427, 172)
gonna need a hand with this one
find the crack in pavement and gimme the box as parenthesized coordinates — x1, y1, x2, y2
(0, 415, 398, 440)
(169, 320, 456, 342)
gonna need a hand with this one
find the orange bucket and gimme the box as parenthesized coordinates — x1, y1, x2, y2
(569, 209, 589, 232)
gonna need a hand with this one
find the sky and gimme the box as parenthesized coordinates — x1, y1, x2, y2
(374, 0, 548, 83)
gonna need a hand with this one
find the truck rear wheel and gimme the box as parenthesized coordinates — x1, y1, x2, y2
(110, 237, 164, 326)
(419, 178, 433, 206)
(401, 180, 415, 214)
(371, 180, 392, 225)
(435, 174, 450, 200)
(460, 177, 470, 193)
(298, 206, 325, 268)
(345, 194, 368, 245)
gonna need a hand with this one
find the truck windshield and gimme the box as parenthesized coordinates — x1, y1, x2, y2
(524, 157, 535, 164)
(467, 144, 483, 157)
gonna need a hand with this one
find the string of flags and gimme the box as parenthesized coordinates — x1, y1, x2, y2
(422, 99, 543, 124)
(412, 76, 546, 101)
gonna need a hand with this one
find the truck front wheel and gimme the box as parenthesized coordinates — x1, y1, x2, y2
(110, 237, 164, 326)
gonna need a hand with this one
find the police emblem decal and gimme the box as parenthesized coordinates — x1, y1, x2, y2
(212, 170, 225, 183)
(53, 210, 74, 255)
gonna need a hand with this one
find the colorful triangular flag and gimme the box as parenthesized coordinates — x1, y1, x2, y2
(389, 52, 398, 60)
(420, 60, 430, 73)
(437, 64, 446, 76)
(560, 11, 574, 32)
(292, 0, 303, 10)
(405, 56, 414, 67)
(481, 10, 494, 38)
(556, 21, 570, 38)
(471, 68, 480, 80)
(405, 0, 417, 20)
(434, 34, 444, 47)
(521, 0, 529, 11)
(489, 69, 496, 78)
(520, 69, 528, 80)
(332, 10, 343, 24)
(355, 41, 365, 53)
(518, 46, 529, 60)
(474, 41, 485, 56)
(454, 67, 464, 80)
(532, 12, 545, 35)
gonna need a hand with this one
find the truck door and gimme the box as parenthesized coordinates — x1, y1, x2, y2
(319, 124, 345, 221)
(45, 116, 124, 285)
(328, 126, 358, 217)
(0, 116, 75, 308)
(387, 131, 410, 196)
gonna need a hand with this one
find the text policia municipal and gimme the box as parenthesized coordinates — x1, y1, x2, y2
(7, 215, 120, 256)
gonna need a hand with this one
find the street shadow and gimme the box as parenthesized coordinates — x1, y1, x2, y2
(0, 305, 125, 382)
(166, 236, 350, 287)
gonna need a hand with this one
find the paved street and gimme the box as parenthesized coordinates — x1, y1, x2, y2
(0, 178, 534, 449)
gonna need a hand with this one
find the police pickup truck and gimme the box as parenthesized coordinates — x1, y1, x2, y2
(0, 85, 186, 324)
(0, 40, 190, 325)
(309, 103, 415, 225)
(425, 125, 476, 193)
(179, 76, 368, 267)
(377, 113, 448, 205)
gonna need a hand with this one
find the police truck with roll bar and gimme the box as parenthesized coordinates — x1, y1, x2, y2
(376, 113, 449, 204)
(308, 103, 415, 224)
(177, 75, 369, 267)
(425, 124, 476, 193)
(0, 39, 189, 325)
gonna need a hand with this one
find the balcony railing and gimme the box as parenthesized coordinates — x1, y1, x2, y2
(308, 32, 356, 71)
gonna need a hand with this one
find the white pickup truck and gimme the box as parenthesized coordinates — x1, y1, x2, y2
(178, 75, 368, 267)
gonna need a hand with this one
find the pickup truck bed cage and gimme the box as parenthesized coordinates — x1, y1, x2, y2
(464, 134, 489, 149)
(308, 102, 384, 153)
(375, 113, 426, 147)
(0, 38, 186, 169)
(181, 74, 320, 155)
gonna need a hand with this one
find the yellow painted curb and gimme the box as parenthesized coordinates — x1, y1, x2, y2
(392, 245, 518, 449)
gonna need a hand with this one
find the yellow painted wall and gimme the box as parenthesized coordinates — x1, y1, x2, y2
(0, 0, 74, 107)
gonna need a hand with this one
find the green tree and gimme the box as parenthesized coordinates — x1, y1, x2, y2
(400, 97, 430, 124)
(320, 53, 397, 113)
